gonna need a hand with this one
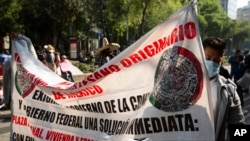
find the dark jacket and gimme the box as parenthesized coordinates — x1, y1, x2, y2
(215, 75, 245, 141)
(219, 66, 231, 79)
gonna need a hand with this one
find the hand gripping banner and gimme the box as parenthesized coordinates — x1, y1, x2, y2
(10, 3, 214, 141)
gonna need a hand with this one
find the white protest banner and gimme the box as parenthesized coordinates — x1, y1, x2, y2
(10, 3, 214, 141)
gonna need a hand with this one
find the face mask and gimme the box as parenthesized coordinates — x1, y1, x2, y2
(205, 60, 220, 78)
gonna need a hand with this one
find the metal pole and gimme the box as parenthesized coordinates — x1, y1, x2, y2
(191, 0, 198, 14)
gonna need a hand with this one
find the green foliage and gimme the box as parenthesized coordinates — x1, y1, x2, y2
(0, 0, 22, 35)
(1, 0, 250, 51)
(72, 61, 97, 73)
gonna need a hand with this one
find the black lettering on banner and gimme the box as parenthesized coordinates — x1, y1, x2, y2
(67, 93, 150, 114)
(125, 114, 198, 135)
(19, 100, 22, 109)
(99, 118, 129, 135)
(151, 117, 162, 133)
(32, 90, 58, 105)
(84, 117, 98, 131)
(168, 116, 178, 131)
(25, 106, 56, 123)
(55, 113, 83, 128)
(95, 114, 198, 136)
(184, 114, 196, 131)
(130, 93, 150, 111)
(175, 114, 184, 131)
(25, 136, 35, 141)
(118, 98, 130, 112)
(12, 132, 25, 141)
(69, 102, 104, 113)
(104, 100, 116, 113)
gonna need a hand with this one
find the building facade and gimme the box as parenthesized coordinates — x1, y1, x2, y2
(220, 0, 238, 19)
(237, 1, 250, 20)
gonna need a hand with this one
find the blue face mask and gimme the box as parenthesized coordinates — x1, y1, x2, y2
(205, 60, 220, 78)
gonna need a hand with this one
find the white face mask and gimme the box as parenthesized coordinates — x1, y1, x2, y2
(205, 60, 220, 78)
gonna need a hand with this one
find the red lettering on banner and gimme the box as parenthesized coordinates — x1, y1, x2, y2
(53, 92, 66, 100)
(120, 58, 132, 67)
(24, 68, 48, 86)
(53, 85, 103, 100)
(179, 24, 184, 40)
(14, 53, 21, 63)
(45, 130, 74, 141)
(120, 22, 196, 68)
(29, 125, 44, 138)
(12, 115, 28, 126)
(171, 28, 178, 44)
(67, 85, 103, 99)
(185, 22, 196, 39)
(144, 45, 155, 57)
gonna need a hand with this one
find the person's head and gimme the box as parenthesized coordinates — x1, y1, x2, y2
(202, 37, 226, 79)
(44, 44, 55, 53)
(61, 55, 67, 61)
(235, 49, 241, 56)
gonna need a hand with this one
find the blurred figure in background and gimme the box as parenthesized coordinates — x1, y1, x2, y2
(233, 55, 246, 106)
(228, 49, 241, 78)
(44, 44, 56, 72)
(59, 55, 74, 82)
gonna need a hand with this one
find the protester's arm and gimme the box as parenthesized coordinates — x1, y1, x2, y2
(10, 32, 38, 59)
(228, 85, 245, 124)
(17, 34, 38, 59)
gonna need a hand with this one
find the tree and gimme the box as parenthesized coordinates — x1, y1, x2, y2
(0, 0, 22, 36)
(1, 0, 250, 53)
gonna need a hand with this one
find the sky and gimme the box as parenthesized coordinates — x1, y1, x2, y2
(237, 0, 249, 8)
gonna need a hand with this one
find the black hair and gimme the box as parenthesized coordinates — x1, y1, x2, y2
(202, 37, 226, 55)
(238, 55, 244, 62)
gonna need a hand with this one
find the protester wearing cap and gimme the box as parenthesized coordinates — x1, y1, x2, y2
(44, 44, 56, 72)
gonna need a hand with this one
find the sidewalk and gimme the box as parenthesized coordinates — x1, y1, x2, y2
(0, 110, 11, 141)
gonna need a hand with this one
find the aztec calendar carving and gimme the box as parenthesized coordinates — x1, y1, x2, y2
(150, 46, 203, 112)
(15, 64, 35, 97)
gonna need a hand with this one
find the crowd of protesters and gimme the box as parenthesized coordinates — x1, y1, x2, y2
(227, 49, 250, 107)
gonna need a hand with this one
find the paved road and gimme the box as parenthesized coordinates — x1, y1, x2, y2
(0, 110, 11, 140)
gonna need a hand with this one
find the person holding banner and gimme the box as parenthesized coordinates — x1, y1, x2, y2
(203, 37, 245, 141)
(0, 32, 38, 110)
